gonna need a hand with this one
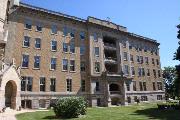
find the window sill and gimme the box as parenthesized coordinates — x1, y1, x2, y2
(70, 52, 76, 54)
(35, 30, 42, 33)
(70, 71, 76, 73)
(50, 69, 56, 71)
(62, 70, 68, 72)
(63, 51, 69, 54)
(51, 33, 58, 35)
(51, 50, 57, 52)
(22, 46, 30, 48)
(21, 67, 29, 69)
(80, 39, 85, 41)
(94, 72, 100, 74)
(24, 28, 32, 31)
(33, 68, 40, 70)
(35, 48, 41, 50)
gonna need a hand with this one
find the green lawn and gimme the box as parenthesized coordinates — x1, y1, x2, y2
(16, 103, 180, 120)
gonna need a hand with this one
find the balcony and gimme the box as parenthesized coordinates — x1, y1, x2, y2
(106, 72, 121, 77)
(110, 91, 121, 95)
(104, 43, 116, 51)
(104, 57, 117, 64)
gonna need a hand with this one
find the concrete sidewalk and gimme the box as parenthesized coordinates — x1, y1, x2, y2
(0, 109, 48, 120)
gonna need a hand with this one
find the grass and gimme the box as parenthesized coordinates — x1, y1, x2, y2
(16, 103, 180, 120)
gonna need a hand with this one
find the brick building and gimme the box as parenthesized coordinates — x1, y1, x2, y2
(0, 0, 164, 109)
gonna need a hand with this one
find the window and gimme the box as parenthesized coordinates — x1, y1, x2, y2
(24, 19, 32, 29)
(22, 54, 29, 68)
(138, 67, 142, 76)
(51, 40, 57, 51)
(70, 29, 75, 38)
(34, 56, 40, 69)
(157, 95, 163, 100)
(23, 36, 30, 47)
(144, 48, 147, 52)
(145, 57, 149, 64)
(51, 25, 57, 34)
(137, 56, 140, 63)
(93, 33, 98, 42)
(126, 83, 130, 91)
(63, 27, 68, 36)
(95, 62, 100, 73)
(139, 82, 143, 91)
(81, 79, 85, 92)
(157, 82, 163, 90)
(80, 44, 85, 55)
(35, 38, 41, 49)
(40, 77, 45, 92)
(50, 58, 56, 70)
(50, 78, 56, 92)
(152, 58, 155, 65)
(123, 42, 126, 48)
(81, 62, 86, 72)
(21, 77, 26, 91)
(62, 59, 68, 71)
(147, 69, 150, 76)
(142, 68, 145, 76)
(130, 54, 134, 62)
(124, 65, 129, 75)
(133, 81, 136, 91)
(131, 67, 135, 76)
(96, 82, 100, 91)
(156, 59, 159, 65)
(36, 22, 42, 32)
(140, 56, 143, 64)
(151, 50, 154, 55)
(155, 50, 158, 55)
(21, 76, 33, 91)
(141, 96, 148, 101)
(80, 31, 85, 40)
(63, 43, 68, 52)
(153, 82, 156, 90)
(129, 44, 132, 49)
(153, 69, 156, 78)
(70, 60, 75, 71)
(70, 39, 75, 53)
(143, 82, 147, 91)
(158, 70, 161, 77)
(95, 47, 100, 57)
(66, 79, 72, 92)
(123, 52, 128, 61)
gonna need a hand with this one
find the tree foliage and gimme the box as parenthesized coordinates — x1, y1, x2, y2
(162, 66, 176, 98)
(173, 24, 180, 98)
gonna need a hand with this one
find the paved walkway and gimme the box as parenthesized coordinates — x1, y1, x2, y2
(0, 109, 48, 120)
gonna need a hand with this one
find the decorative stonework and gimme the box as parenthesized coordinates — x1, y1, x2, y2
(0, 64, 21, 110)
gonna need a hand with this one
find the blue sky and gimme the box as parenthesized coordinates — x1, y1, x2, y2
(22, 0, 180, 68)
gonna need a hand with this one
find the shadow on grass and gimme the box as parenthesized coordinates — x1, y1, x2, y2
(43, 116, 58, 119)
(133, 108, 180, 120)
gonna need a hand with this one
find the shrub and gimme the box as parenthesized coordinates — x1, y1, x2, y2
(53, 97, 87, 118)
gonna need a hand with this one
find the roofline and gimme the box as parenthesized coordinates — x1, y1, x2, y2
(18, 2, 159, 45)
(19, 2, 86, 23)
(87, 16, 127, 30)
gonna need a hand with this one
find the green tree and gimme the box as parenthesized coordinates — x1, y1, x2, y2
(162, 66, 176, 99)
(174, 24, 180, 98)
